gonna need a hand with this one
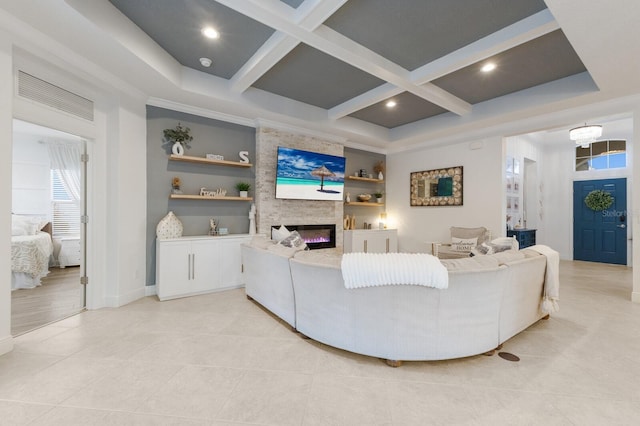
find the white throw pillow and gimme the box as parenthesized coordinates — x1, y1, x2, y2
(450, 237, 477, 252)
(272, 225, 291, 242)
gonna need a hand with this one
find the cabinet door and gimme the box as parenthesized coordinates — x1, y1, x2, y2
(364, 232, 387, 253)
(156, 241, 192, 300)
(190, 240, 221, 293)
(218, 237, 249, 289)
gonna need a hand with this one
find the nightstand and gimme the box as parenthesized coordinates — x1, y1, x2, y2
(59, 237, 81, 268)
(507, 229, 536, 249)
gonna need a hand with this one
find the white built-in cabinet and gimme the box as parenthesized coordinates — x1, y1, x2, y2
(156, 234, 251, 301)
(344, 229, 398, 253)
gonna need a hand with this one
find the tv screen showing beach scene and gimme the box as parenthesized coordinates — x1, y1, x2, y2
(275, 146, 346, 201)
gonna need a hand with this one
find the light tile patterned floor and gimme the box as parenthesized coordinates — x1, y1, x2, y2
(1, 260, 639, 425)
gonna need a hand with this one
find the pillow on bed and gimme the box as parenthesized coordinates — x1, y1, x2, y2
(11, 215, 39, 236)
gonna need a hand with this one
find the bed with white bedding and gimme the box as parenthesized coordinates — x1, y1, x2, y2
(11, 215, 53, 290)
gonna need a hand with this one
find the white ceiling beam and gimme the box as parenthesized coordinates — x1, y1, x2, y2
(411, 9, 559, 84)
(215, 0, 472, 116)
(329, 9, 559, 119)
(230, 0, 348, 92)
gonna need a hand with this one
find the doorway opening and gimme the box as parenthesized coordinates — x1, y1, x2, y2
(10, 120, 87, 335)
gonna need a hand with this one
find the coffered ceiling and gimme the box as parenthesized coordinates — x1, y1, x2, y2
(3, 1, 639, 150)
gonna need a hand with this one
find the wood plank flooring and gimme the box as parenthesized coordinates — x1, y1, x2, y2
(11, 267, 84, 336)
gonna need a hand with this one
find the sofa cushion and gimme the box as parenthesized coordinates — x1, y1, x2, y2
(450, 226, 490, 245)
(440, 255, 500, 272)
(293, 248, 343, 269)
(490, 250, 525, 265)
(248, 235, 276, 249)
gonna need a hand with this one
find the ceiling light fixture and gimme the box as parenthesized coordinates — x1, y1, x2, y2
(570, 123, 602, 147)
(481, 62, 496, 73)
(202, 27, 219, 39)
(385, 100, 397, 108)
(199, 57, 212, 67)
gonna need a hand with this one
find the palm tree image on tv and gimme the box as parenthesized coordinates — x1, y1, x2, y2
(275, 147, 346, 201)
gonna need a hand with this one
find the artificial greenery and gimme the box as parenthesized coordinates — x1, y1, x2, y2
(163, 122, 193, 146)
(235, 182, 251, 192)
(373, 191, 383, 198)
(584, 190, 614, 211)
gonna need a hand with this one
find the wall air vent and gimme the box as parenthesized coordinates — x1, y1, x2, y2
(17, 71, 94, 121)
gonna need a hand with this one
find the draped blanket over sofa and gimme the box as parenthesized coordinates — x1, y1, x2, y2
(241, 237, 557, 366)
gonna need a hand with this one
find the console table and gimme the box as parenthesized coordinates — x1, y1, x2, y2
(507, 229, 536, 249)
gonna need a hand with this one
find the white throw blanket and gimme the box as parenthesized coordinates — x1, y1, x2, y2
(341, 253, 448, 289)
(527, 244, 560, 314)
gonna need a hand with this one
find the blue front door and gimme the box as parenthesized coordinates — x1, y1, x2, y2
(573, 178, 627, 264)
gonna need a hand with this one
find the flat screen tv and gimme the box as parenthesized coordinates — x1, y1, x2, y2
(275, 146, 346, 201)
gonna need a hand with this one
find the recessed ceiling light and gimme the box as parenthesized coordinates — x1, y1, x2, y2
(385, 100, 397, 108)
(199, 57, 212, 67)
(481, 62, 496, 73)
(202, 27, 219, 39)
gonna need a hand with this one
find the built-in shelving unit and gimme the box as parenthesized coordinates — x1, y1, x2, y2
(169, 194, 252, 201)
(168, 154, 253, 202)
(169, 154, 252, 168)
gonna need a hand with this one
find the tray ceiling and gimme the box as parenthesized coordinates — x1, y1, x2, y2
(106, 0, 597, 139)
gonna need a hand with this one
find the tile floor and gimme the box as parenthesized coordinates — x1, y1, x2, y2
(1, 260, 639, 425)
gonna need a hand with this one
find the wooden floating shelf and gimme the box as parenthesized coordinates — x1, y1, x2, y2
(169, 154, 252, 168)
(345, 202, 384, 207)
(347, 176, 383, 183)
(170, 194, 253, 201)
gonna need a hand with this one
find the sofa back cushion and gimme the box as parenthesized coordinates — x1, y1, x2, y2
(440, 255, 500, 272)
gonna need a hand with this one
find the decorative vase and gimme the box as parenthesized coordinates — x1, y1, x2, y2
(345, 192, 351, 203)
(156, 211, 183, 239)
(376, 197, 383, 203)
(171, 142, 184, 156)
(239, 190, 248, 198)
(378, 171, 384, 180)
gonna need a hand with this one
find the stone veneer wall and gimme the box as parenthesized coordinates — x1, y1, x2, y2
(255, 127, 344, 247)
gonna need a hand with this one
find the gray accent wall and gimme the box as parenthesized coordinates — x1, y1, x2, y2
(146, 106, 255, 286)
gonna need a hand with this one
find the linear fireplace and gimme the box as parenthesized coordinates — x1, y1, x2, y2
(271, 224, 336, 250)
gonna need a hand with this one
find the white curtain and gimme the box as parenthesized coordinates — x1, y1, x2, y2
(47, 141, 81, 200)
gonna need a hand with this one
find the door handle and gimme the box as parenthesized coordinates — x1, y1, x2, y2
(617, 224, 626, 228)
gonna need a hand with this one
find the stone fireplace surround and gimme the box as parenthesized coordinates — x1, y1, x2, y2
(255, 127, 344, 248)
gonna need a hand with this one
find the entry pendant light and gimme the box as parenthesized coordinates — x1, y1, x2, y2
(570, 124, 602, 147)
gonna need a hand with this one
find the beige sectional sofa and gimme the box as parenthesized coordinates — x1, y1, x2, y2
(241, 237, 554, 366)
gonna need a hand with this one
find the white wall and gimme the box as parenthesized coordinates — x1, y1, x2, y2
(386, 137, 503, 253)
(539, 120, 633, 261)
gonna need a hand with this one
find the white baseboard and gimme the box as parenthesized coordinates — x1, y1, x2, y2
(145, 285, 157, 296)
(104, 286, 147, 308)
(0, 335, 14, 356)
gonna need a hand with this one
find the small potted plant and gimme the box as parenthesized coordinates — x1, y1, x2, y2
(374, 191, 384, 203)
(163, 122, 193, 156)
(236, 182, 251, 198)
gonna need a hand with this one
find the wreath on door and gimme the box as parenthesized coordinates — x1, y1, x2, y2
(584, 190, 614, 211)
